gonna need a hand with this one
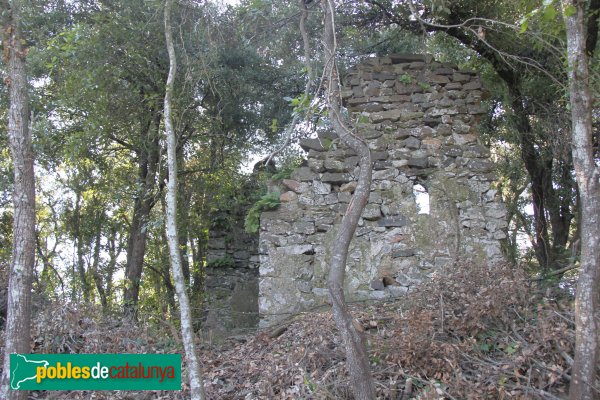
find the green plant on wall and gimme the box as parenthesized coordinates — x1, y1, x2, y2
(270, 158, 302, 180)
(418, 81, 431, 91)
(244, 191, 281, 233)
(207, 255, 235, 268)
(399, 73, 413, 84)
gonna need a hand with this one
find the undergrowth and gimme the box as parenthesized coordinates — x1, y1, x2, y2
(0, 261, 585, 399)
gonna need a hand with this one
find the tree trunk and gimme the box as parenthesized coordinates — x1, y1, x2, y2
(438, 24, 576, 273)
(163, 1, 206, 398)
(104, 225, 118, 307)
(321, 1, 376, 398)
(178, 178, 191, 282)
(123, 113, 161, 320)
(90, 218, 108, 311)
(0, 1, 35, 399)
(563, 2, 600, 399)
(73, 189, 90, 301)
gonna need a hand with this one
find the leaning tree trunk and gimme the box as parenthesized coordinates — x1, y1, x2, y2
(562, 1, 600, 399)
(163, 1, 206, 398)
(0, 1, 35, 399)
(321, 1, 376, 398)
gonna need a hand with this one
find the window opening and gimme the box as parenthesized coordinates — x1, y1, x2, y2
(413, 183, 430, 215)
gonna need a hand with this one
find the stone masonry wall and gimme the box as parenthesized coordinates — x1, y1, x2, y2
(259, 54, 507, 327)
(202, 209, 260, 337)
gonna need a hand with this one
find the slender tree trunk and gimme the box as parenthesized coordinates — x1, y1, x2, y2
(90, 220, 108, 311)
(563, 1, 600, 399)
(73, 189, 90, 301)
(0, 1, 35, 399)
(163, 1, 206, 398)
(178, 179, 191, 282)
(105, 226, 118, 306)
(321, 1, 376, 398)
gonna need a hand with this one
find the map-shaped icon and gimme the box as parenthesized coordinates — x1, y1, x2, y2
(11, 354, 49, 389)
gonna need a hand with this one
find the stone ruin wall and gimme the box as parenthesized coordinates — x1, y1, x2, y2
(202, 208, 260, 337)
(259, 54, 508, 327)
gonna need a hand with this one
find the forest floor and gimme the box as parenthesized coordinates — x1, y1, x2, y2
(1, 262, 585, 399)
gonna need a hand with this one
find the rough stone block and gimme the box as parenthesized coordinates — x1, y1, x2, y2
(407, 157, 428, 168)
(423, 117, 441, 127)
(388, 286, 409, 296)
(392, 248, 416, 258)
(373, 168, 399, 180)
(312, 180, 332, 195)
(468, 159, 493, 172)
(293, 221, 316, 235)
(370, 109, 403, 122)
(353, 85, 365, 97)
(390, 54, 426, 63)
(278, 245, 314, 255)
(281, 179, 302, 193)
(453, 133, 477, 144)
(452, 72, 470, 82)
(370, 279, 385, 290)
(433, 67, 454, 75)
(299, 138, 326, 152)
(403, 137, 421, 149)
(280, 191, 297, 203)
(485, 204, 507, 219)
(378, 216, 409, 227)
(443, 146, 463, 157)
(429, 74, 450, 84)
(321, 172, 352, 184)
(308, 159, 325, 173)
(463, 145, 490, 158)
(373, 72, 396, 80)
(354, 103, 385, 112)
(422, 138, 442, 150)
(463, 80, 482, 90)
(338, 192, 352, 203)
(291, 166, 317, 181)
(369, 191, 383, 204)
(362, 204, 382, 220)
(340, 181, 357, 193)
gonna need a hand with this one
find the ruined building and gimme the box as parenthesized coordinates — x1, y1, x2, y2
(202, 54, 508, 333)
(258, 54, 507, 327)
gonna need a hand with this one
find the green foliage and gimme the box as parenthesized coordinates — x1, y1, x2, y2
(270, 157, 303, 181)
(244, 192, 281, 233)
(418, 81, 431, 91)
(518, 0, 567, 36)
(207, 256, 235, 268)
(303, 375, 317, 392)
(270, 168, 292, 181)
(428, 0, 451, 16)
(398, 73, 413, 84)
(475, 331, 520, 355)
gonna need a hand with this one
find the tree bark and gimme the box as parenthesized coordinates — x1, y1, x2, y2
(123, 112, 161, 320)
(0, 1, 35, 399)
(563, 2, 600, 399)
(73, 189, 90, 301)
(90, 216, 108, 311)
(163, 1, 206, 398)
(321, 1, 376, 398)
